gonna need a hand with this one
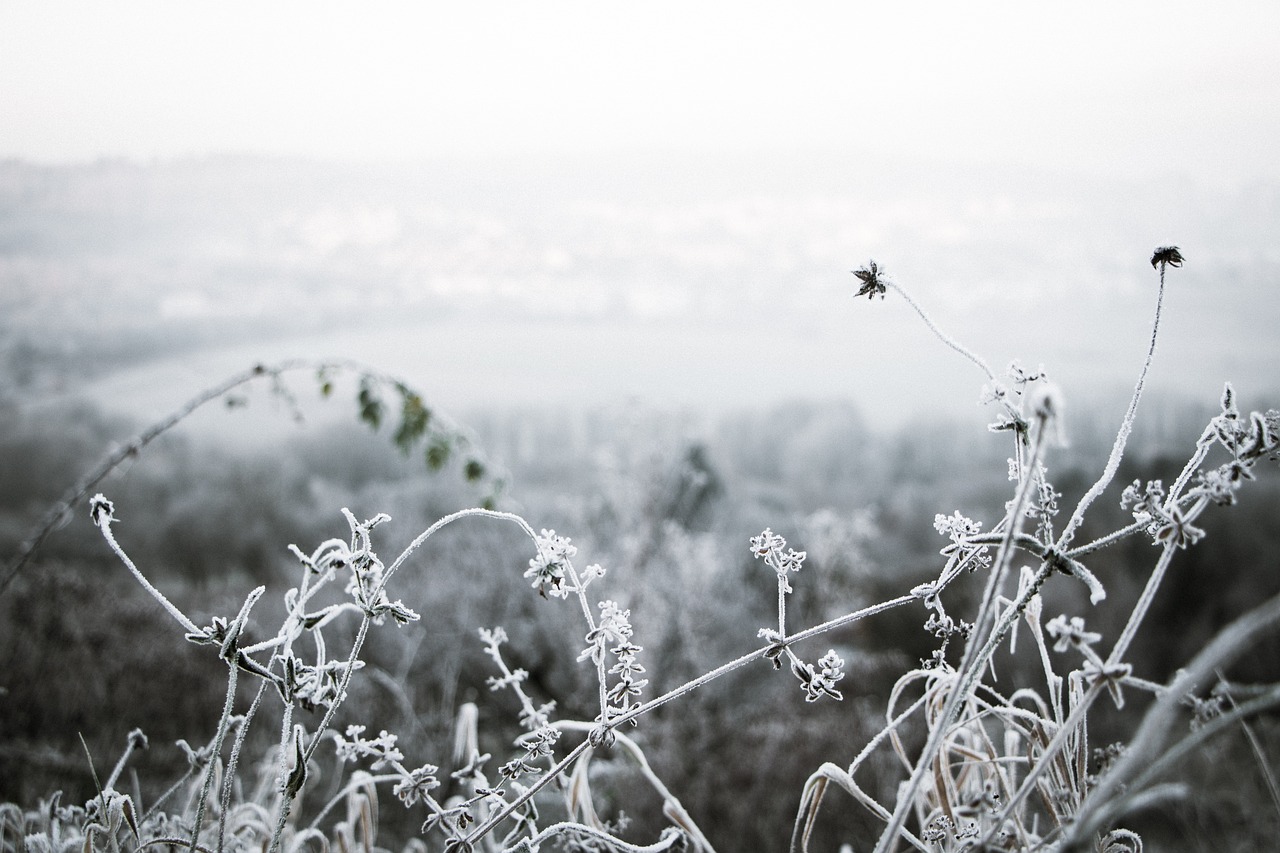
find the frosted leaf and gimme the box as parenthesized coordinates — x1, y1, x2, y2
(1220, 383, 1238, 419)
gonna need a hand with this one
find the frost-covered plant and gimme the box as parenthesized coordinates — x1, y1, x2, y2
(62, 492, 720, 853)
(787, 250, 1280, 852)
(12, 244, 1280, 853)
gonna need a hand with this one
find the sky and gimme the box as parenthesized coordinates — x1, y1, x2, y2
(4, 2, 1280, 183)
(4, 2, 1279, 430)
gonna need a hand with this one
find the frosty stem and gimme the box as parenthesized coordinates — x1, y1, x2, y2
(1058, 257, 1169, 549)
(873, 412, 1048, 853)
(885, 281, 997, 384)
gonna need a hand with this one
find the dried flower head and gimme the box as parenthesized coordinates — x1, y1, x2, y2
(89, 493, 115, 527)
(525, 529, 577, 599)
(852, 260, 888, 299)
(1150, 246, 1184, 269)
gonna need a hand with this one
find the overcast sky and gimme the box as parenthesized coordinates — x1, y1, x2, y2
(5, 2, 1279, 427)
(4, 2, 1280, 184)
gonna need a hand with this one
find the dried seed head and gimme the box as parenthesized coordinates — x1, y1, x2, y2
(1150, 245, 1184, 269)
(89, 494, 115, 527)
(852, 260, 888, 299)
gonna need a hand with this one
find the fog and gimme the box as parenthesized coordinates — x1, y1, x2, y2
(4, 155, 1278, 436)
(5, 4, 1279, 426)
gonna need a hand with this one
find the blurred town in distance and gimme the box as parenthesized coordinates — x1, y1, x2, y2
(3, 154, 1278, 433)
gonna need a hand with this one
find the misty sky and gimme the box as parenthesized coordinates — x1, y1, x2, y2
(4, 2, 1279, 183)
(4, 3, 1279, 428)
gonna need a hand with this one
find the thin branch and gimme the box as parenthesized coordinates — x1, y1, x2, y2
(1058, 260, 1169, 549)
